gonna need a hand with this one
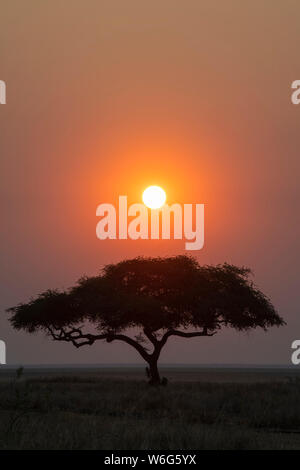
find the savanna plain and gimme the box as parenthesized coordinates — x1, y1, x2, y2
(0, 366, 300, 450)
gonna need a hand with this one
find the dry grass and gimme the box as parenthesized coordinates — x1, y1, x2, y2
(0, 367, 300, 450)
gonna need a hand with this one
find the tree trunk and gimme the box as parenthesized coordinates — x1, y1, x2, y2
(147, 358, 161, 385)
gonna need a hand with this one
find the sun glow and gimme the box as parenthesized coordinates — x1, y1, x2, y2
(142, 186, 166, 209)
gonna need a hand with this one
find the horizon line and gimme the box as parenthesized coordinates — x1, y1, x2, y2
(0, 362, 296, 369)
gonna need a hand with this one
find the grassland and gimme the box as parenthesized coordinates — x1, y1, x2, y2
(1, 366, 300, 450)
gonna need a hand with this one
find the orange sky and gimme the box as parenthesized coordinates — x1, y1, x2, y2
(1, 0, 299, 365)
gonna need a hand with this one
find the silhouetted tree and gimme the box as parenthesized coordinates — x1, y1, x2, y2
(7, 256, 285, 385)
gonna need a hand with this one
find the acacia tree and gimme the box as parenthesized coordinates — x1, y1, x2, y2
(8, 256, 284, 385)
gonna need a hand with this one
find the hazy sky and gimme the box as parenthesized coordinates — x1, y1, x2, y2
(1, 0, 300, 365)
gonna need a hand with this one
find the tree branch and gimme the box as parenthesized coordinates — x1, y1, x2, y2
(47, 326, 151, 362)
(143, 328, 159, 347)
(160, 327, 216, 348)
(47, 326, 107, 348)
(106, 334, 150, 362)
(46, 325, 214, 363)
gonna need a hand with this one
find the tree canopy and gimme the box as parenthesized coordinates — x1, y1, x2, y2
(8, 256, 285, 384)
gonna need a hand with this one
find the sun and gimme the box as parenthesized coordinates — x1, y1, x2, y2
(142, 185, 166, 209)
